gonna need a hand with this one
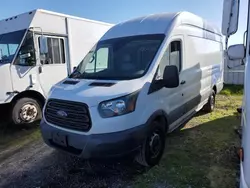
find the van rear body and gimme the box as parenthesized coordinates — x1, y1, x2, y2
(41, 12, 223, 166)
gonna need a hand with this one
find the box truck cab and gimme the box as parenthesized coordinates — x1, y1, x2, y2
(0, 9, 113, 125)
(41, 12, 224, 166)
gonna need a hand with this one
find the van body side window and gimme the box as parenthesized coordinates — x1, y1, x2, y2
(39, 37, 65, 65)
(158, 40, 182, 78)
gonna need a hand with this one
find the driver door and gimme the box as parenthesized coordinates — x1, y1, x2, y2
(34, 35, 68, 97)
(10, 31, 40, 95)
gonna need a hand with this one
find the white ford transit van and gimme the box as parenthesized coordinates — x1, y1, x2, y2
(40, 12, 224, 166)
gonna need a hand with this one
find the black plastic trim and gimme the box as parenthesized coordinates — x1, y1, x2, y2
(6, 91, 19, 95)
(148, 66, 163, 94)
(89, 82, 116, 87)
(63, 80, 79, 85)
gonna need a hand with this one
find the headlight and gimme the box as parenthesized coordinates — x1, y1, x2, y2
(98, 91, 140, 118)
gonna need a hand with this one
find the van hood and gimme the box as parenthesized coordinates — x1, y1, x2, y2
(48, 78, 146, 107)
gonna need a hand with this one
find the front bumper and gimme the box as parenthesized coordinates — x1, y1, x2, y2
(40, 119, 148, 159)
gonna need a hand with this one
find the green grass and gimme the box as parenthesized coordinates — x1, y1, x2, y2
(220, 84, 243, 96)
(133, 92, 242, 188)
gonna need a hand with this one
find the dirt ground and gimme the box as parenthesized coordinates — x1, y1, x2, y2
(0, 138, 147, 188)
(0, 116, 155, 188)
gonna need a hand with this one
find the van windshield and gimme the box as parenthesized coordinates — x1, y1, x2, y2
(0, 29, 26, 64)
(70, 34, 165, 80)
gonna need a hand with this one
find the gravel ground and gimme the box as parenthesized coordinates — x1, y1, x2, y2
(0, 137, 148, 188)
(0, 105, 152, 188)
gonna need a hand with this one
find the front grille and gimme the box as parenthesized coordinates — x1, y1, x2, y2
(44, 99, 91, 132)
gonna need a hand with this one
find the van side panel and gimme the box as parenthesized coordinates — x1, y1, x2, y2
(137, 22, 223, 131)
(181, 25, 223, 112)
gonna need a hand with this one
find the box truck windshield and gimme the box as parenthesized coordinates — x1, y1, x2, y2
(70, 34, 165, 80)
(0, 29, 26, 64)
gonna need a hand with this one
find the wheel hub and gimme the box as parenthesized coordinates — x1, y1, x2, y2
(19, 104, 38, 122)
(149, 132, 161, 158)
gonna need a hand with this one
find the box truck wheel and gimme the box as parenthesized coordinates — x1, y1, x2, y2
(12, 97, 42, 125)
(203, 90, 216, 113)
(135, 121, 165, 167)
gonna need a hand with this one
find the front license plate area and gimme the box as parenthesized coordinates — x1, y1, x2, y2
(52, 132, 67, 147)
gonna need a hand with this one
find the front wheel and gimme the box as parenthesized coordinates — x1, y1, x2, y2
(12, 97, 42, 125)
(135, 121, 166, 167)
(203, 90, 216, 113)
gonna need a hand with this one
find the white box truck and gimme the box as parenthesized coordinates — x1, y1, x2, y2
(221, 0, 250, 187)
(40, 12, 224, 166)
(0, 9, 113, 125)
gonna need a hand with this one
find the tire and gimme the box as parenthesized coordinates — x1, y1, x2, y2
(203, 90, 216, 113)
(135, 121, 166, 167)
(12, 97, 42, 125)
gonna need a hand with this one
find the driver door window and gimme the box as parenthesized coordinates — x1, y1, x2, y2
(158, 40, 182, 78)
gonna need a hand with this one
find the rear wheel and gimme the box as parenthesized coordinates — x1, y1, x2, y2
(12, 97, 42, 125)
(203, 90, 216, 113)
(135, 121, 165, 167)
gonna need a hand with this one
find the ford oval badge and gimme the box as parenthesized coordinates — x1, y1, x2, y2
(57, 110, 68, 117)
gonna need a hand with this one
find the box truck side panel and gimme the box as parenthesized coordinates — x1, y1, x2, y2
(67, 18, 112, 71)
(31, 11, 67, 35)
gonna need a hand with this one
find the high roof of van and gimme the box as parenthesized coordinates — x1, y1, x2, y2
(101, 11, 221, 40)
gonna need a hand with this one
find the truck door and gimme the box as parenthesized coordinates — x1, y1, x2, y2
(10, 30, 40, 95)
(35, 35, 68, 97)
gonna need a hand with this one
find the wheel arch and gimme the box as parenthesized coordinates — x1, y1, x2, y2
(11, 90, 46, 107)
(213, 85, 217, 94)
(145, 110, 169, 133)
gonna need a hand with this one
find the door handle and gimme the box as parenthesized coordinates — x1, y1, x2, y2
(180, 80, 186, 85)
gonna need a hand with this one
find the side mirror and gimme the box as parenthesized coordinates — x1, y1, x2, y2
(39, 36, 48, 54)
(221, 0, 240, 36)
(19, 52, 36, 66)
(163, 65, 179, 88)
(227, 44, 245, 60)
(20, 53, 31, 59)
